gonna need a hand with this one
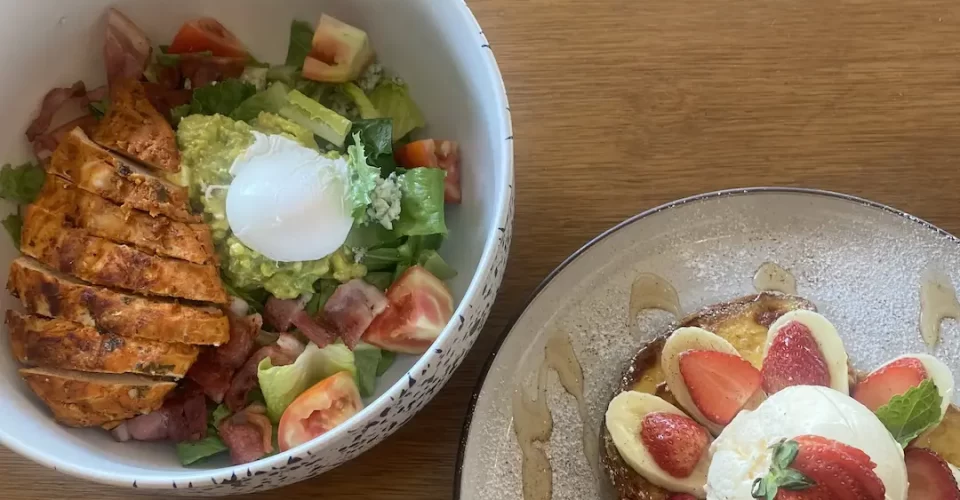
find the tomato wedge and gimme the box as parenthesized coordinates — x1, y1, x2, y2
(396, 140, 462, 204)
(167, 18, 248, 58)
(362, 266, 455, 355)
(277, 371, 363, 451)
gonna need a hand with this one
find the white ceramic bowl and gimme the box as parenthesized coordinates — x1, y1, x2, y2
(0, 0, 512, 494)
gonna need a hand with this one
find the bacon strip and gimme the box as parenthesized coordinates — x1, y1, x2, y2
(25, 82, 87, 142)
(186, 313, 261, 403)
(324, 280, 388, 349)
(218, 404, 274, 464)
(111, 383, 207, 442)
(103, 8, 151, 86)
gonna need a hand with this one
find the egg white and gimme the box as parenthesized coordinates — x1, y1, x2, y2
(661, 327, 761, 435)
(706, 386, 907, 500)
(764, 310, 850, 394)
(226, 132, 354, 262)
(606, 391, 711, 498)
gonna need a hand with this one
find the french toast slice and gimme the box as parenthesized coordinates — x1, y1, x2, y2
(601, 292, 815, 500)
(7, 257, 229, 345)
(7, 311, 199, 378)
(19, 366, 176, 427)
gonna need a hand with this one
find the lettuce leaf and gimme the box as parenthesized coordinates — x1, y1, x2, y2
(340, 83, 380, 119)
(353, 343, 382, 397)
(285, 20, 315, 69)
(279, 90, 353, 146)
(182, 79, 257, 117)
(394, 168, 447, 236)
(345, 134, 381, 222)
(376, 351, 396, 376)
(417, 249, 457, 280)
(0, 162, 45, 204)
(231, 82, 290, 122)
(258, 342, 357, 422)
(348, 119, 396, 174)
(369, 80, 425, 141)
(176, 436, 227, 466)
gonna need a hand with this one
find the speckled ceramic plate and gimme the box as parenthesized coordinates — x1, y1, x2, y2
(454, 188, 960, 500)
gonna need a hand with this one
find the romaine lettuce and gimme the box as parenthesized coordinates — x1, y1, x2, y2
(230, 82, 290, 122)
(340, 83, 380, 119)
(353, 343, 382, 397)
(258, 342, 357, 422)
(394, 168, 448, 236)
(279, 90, 353, 147)
(369, 80, 425, 141)
(285, 20, 315, 69)
(176, 436, 228, 466)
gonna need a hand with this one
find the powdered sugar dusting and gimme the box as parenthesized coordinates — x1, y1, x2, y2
(460, 191, 960, 499)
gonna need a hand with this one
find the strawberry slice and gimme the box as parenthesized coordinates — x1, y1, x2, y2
(853, 357, 928, 412)
(678, 350, 761, 425)
(761, 321, 831, 394)
(905, 448, 960, 500)
(789, 435, 885, 500)
(640, 412, 709, 478)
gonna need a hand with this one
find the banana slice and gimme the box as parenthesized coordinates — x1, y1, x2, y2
(605, 391, 710, 498)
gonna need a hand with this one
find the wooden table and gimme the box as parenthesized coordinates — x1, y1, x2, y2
(6, 0, 960, 497)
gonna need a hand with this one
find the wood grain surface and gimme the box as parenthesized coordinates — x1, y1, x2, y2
(6, 0, 960, 498)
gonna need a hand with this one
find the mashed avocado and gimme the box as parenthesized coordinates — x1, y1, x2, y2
(176, 114, 366, 299)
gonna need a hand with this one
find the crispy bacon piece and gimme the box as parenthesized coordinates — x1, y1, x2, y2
(324, 280, 388, 349)
(264, 296, 308, 332)
(111, 382, 207, 442)
(186, 313, 261, 403)
(218, 404, 274, 464)
(103, 8, 151, 86)
(26, 82, 87, 142)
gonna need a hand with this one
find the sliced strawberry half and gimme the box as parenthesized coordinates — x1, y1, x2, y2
(761, 321, 831, 394)
(639, 412, 709, 478)
(678, 350, 762, 425)
(790, 435, 885, 500)
(905, 448, 960, 500)
(853, 357, 928, 412)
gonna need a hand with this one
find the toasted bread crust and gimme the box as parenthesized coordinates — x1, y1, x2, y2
(7, 311, 199, 378)
(92, 79, 181, 173)
(20, 367, 175, 427)
(34, 176, 214, 264)
(47, 128, 196, 223)
(7, 257, 229, 345)
(20, 204, 227, 304)
(601, 292, 815, 500)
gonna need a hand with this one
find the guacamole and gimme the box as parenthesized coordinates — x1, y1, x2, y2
(176, 114, 366, 298)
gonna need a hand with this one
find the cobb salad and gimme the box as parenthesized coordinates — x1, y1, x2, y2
(1, 8, 462, 466)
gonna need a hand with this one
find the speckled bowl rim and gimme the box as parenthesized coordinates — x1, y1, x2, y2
(452, 186, 960, 498)
(0, 2, 514, 491)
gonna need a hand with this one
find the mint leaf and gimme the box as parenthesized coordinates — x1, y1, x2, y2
(0, 162, 45, 204)
(875, 379, 942, 447)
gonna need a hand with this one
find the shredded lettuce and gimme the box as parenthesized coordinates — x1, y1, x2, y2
(258, 342, 357, 422)
(353, 343, 382, 397)
(285, 20, 315, 69)
(0, 162, 45, 204)
(369, 80, 425, 141)
(345, 134, 382, 222)
(394, 168, 448, 236)
(279, 90, 353, 146)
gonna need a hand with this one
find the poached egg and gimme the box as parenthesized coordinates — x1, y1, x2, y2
(706, 385, 908, 500)
(225, 132, 353, 262)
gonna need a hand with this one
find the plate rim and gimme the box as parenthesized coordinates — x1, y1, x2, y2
(451, 186, 960, 498)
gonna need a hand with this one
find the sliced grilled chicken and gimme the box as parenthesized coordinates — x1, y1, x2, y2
(34, 176, 214, 264)
(92, 78, 181, 172)
(20, 204, 227, 304)
(7, 311, 199, 378)
(47, 127, 196, 223)
(7, 257, 229, 345)
(20, 366, 176, 427)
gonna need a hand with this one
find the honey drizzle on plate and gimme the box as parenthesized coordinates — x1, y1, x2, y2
(513, 333, 595, 500)
(919, 265, 960, 348)
(629, 273, 682, 321)
(753, 261, 797, 295)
